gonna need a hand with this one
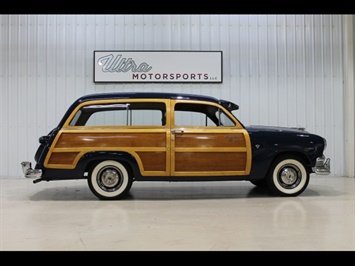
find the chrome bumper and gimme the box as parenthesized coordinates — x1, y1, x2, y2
(312, 156, 331, 175)
(21, 162, 42, 178)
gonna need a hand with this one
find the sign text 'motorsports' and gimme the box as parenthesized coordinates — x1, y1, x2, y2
(94, 51, 222, 83)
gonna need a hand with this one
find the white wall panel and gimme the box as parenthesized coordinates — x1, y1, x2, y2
(0, 14, 345, 177)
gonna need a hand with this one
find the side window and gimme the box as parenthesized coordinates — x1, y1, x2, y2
(69, 102, 166, 126)
(174, 102, 235, 127)
(219, 112, 235, 126)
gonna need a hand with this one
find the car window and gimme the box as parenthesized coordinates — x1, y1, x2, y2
(174, 102, 235, 127)
(69, 102, 166, 126)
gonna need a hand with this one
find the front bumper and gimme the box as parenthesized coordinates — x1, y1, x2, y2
(312, 156, 331, 175)
(21, 161, 42, 179)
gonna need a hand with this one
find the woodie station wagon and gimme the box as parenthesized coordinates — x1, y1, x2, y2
(21, 92, 330, 200)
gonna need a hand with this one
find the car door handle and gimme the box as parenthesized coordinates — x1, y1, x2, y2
(171, 130, 184, 134)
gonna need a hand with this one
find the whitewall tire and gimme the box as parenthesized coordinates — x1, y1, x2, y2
(88, 160, 132, 200)
(266, 156, 309, 197)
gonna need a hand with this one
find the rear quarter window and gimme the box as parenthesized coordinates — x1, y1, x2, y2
(69, 102, 166, 126)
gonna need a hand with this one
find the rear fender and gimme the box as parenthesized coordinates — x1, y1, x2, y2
(77, 151, 141, 179)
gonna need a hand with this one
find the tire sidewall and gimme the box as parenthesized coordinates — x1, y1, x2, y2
(267, 156, 309, 196)
(88, 160, 132, 200)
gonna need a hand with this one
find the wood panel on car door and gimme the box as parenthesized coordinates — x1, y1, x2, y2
(169, 101, 251, 177)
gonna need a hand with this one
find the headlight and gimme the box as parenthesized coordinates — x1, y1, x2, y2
(323, 138, 327, 151)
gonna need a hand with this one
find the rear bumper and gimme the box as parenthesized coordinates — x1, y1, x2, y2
(312, 156, 331, 175)
(21, 161, 42, 178)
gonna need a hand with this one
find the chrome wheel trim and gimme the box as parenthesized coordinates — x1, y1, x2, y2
(278, 165, 301, 188)
(97, 166, 123, 192)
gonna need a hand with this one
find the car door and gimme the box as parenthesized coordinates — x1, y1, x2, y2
(169, 100, 251, 177)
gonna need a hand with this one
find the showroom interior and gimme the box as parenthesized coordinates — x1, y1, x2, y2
(0, 14, 354, 251)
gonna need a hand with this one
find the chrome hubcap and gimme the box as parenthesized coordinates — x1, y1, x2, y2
(97, 166, 123, 191)
(278, 165, 301, 188)
(101, 169, 119, 187)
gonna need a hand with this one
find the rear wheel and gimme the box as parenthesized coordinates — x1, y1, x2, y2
(266, 156, 309, 197)
(88, 160, 133, 200)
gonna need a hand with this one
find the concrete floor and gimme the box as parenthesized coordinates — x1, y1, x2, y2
(0, 175, 354, 251)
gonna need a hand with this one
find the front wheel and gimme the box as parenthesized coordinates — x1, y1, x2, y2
(266, 156, 309, 197)
(88, 160, 133, 200)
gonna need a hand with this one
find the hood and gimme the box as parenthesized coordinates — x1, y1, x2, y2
(245, 125, 308, 134)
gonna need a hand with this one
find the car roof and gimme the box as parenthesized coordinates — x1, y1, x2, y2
(58, 92, 239, 128)
(76, 92, 239, 111)
(77, 92, 220, 104)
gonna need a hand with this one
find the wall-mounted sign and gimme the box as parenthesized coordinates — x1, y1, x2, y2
(94, 50, 222, 83)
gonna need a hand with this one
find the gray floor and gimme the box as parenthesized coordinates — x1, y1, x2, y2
(0, 175, 354, 251)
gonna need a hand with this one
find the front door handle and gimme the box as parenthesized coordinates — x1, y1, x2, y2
(171, 130, 184, 134)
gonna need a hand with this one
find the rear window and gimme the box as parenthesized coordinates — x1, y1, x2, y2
(69, 102, 166, 126)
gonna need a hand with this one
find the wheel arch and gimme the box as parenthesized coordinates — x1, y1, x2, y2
(77, 151, 141, 180)
(269, 151, 312, 174)
(250, 150, 313, 182)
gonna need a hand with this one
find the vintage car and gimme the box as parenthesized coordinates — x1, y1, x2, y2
(21, 92, 330, 200)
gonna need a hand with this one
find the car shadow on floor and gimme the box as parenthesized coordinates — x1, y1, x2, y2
(27, 181, 339, 201)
